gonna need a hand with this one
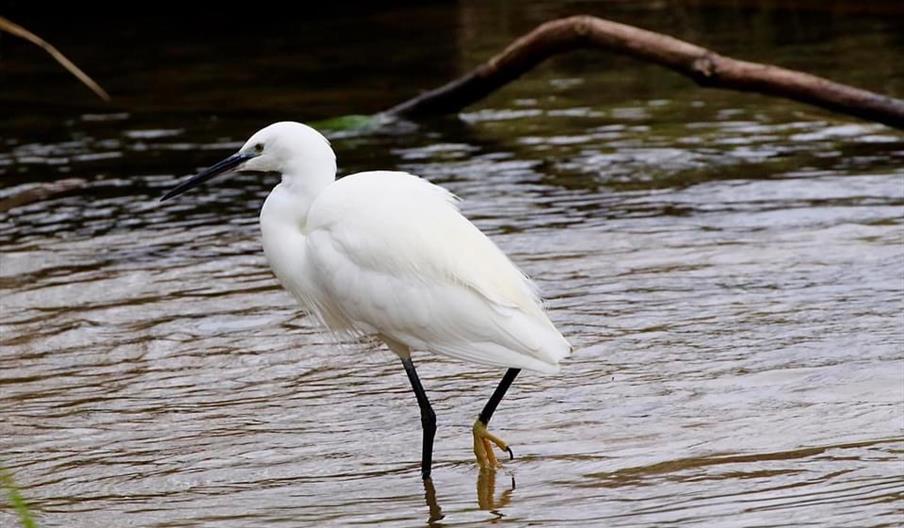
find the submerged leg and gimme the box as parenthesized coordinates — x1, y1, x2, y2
(473, 368, 520, 469)
(401, 356, 437, 480)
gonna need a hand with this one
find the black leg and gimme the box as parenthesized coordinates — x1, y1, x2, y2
(478, 368, 520, 426)
(401, 356, 437, 480)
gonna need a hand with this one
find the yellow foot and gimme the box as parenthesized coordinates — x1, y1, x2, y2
(472, 420, 513, 470)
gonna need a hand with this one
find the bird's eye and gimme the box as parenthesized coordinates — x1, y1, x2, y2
(253, 143, 264, 154)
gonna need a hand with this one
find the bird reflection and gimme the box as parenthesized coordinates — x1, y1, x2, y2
(422, 468, 516, 525)
(477, 468, 515, 516)
(423, 478, 444, 525)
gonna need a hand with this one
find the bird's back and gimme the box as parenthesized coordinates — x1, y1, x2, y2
(300, 171, 571, 373)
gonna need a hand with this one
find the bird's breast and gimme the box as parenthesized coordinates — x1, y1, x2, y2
(260, 186, 312, 300)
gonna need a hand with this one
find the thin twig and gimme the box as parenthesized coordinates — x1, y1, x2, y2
(0, 16, 110, 101)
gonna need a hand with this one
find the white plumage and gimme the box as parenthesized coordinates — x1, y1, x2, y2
(161, 121, 572, 477)
(228, 122, 570, 373)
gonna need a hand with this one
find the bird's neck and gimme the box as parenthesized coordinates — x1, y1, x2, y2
(262, 158, 336, 231)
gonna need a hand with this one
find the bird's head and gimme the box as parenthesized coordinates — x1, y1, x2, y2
(161, 121, 336, 201)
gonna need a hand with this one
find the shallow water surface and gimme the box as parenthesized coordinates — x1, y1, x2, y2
(1, 2, 903, 527)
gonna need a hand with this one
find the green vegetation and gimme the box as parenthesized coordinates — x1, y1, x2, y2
(0, 466, 37, 528)
(312, 114, 381, 134)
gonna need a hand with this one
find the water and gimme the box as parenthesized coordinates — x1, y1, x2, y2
(1, 2, 903, 526)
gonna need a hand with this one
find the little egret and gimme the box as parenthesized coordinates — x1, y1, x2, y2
(161, 122, 571, 479)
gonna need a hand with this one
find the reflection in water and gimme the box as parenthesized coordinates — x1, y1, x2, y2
(423, 478, 444, 525)
(421, 469, 517, 525)
(476, 469, 515, 515)
(1, 1, 904, 527)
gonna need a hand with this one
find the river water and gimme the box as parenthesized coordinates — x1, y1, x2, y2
(1, 2, 902, 526)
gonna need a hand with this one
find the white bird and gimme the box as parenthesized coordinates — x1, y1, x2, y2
(162, 121, 571, 479)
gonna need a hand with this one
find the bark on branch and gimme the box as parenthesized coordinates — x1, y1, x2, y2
(385, 15, 904, 129)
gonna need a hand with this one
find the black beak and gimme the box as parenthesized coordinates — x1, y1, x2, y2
(160, 152, 254, 202)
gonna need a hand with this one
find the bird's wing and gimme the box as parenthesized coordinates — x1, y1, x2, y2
(305, 171, 571, 373)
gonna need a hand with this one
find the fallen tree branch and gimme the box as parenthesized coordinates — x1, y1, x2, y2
(0, 16, 110, 101)
(385, 15, 904, 129)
